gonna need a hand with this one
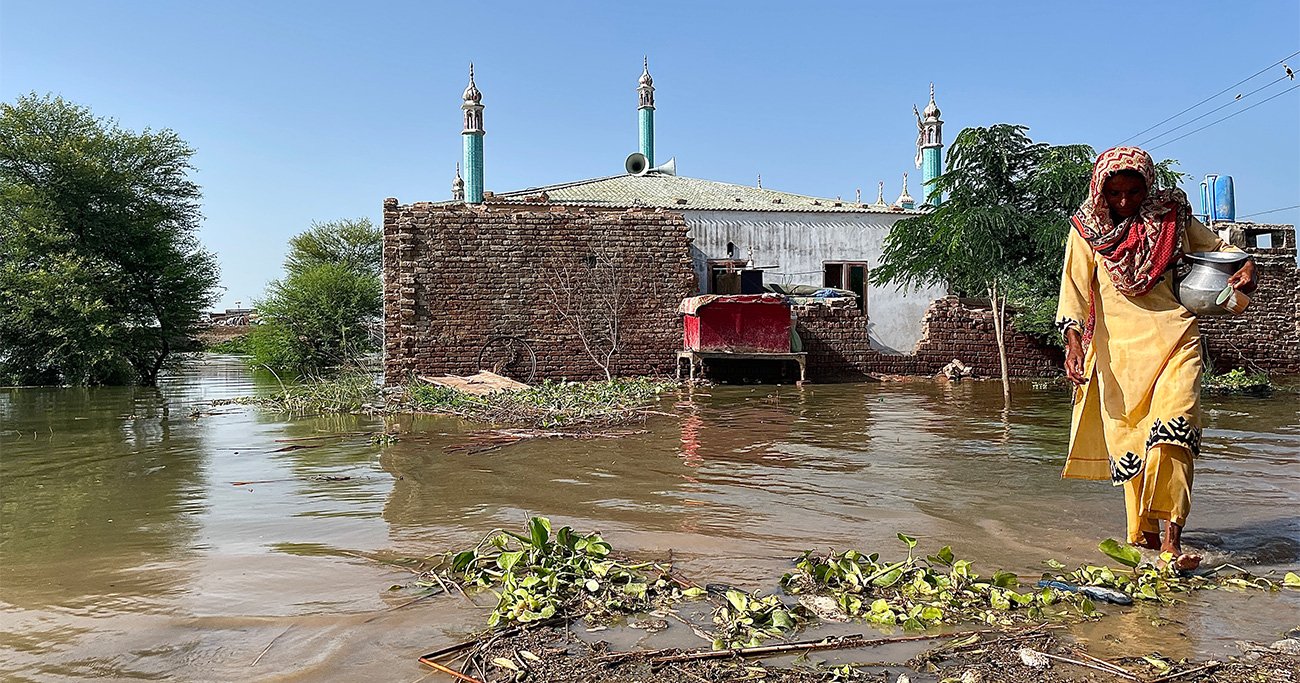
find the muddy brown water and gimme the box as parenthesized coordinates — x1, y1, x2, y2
(1, 355, 1296, 681)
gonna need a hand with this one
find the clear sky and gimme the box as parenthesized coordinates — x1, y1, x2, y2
(3, 0, 1297, 311)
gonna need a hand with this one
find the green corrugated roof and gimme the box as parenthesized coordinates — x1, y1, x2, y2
(487, 172, 921, 214)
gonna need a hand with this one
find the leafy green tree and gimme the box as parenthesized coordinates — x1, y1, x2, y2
(247, 218, 381, 375)
(0, 93, 220, 386)
(874, 124, 1182, 399)
(284, 218, 382, 277)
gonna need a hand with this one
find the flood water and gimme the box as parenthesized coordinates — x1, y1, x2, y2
(2, 355, 1297, 681)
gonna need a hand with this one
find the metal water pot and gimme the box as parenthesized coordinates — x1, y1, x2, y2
(1178, 251, 1249, 316)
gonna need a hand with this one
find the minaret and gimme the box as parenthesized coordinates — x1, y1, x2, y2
(874, 181, 887, 208)
(637, 57, 655, 167)
(918, 83, 944, 206)
(452, 163, 464, 201)
(896, 172, 915, 210)
(461, 63, 485, 204)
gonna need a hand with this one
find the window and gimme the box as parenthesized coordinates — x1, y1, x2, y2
(822, 261, 868, 313)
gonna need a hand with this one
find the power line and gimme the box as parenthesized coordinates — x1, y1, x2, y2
(1135, 75, 1288, 148)
(1119, 49, 1300, 145)
(1236, 204, 1300, 219)
(1148, 82, 1300, 151)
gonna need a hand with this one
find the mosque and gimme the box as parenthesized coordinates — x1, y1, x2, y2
(382, 61, 1050, 383)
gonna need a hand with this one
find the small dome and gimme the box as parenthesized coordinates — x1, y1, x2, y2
(895, 172, 914, 206)
(463, 64, 482, 104)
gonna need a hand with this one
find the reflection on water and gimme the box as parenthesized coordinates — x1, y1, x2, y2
(1, 357, 1297, 681)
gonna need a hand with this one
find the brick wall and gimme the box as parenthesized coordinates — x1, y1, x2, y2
(383, 199, 696, 384)
(1197, 222, 1300, 374)
(796, 297, 1062, 381)
(384, 204, 1296, 384)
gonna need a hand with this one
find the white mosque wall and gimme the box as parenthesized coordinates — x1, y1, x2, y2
(681, 210, 949, 354)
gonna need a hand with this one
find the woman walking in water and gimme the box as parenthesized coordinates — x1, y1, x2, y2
(1055, 146, 1256, 571)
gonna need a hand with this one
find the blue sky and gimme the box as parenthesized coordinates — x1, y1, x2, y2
(3, 0, 1297, 310)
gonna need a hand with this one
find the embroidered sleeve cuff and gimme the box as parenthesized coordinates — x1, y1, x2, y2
(1055, 317, 1083, 336)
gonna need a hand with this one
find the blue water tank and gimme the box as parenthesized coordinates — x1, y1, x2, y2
(1208, 175, 1235, 222)
(1199, 179, 1212, 221)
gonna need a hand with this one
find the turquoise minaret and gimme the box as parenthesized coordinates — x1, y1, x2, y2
(461, 63, 485, 204)
(917, 83, 944, 206)
(637, 57, 655, 166)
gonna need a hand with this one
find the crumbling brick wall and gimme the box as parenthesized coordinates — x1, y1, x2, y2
(796, 297, 1062, 381)
(385, 203, 1295, 384)
(1196, 222, 1300, 375)
(383, 199, 696, 384)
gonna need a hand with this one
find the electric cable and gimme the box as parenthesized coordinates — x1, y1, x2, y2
(1135, 75, 1288, 148)
(1118, 49, 1300, 144)
(1147, 82, 1300, 151)
(1236, 205, 1300, 219)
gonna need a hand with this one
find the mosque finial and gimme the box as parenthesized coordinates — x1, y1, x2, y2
(922, 82, 940, 120)
(896, 171, 914, 209)
(639, 56, 654, 88)
(876, 181, 885, 205)
(856, 188, 862, 203)
(757, 173, 762, 189)
(463, 62, 482, 105)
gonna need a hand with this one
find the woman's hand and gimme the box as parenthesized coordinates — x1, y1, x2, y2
(1064, 328, 1086, 386)
(1227, 259, 1257, 294)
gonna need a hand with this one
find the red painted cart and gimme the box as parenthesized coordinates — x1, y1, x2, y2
(677, 294, 806, 382)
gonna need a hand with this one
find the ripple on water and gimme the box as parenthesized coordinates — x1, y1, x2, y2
(1, 367, 1297, 680)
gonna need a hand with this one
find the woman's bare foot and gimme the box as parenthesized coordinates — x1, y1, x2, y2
(1163, 522, 1201, 572)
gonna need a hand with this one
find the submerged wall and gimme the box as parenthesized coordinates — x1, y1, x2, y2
(382, 199, 696, 384)
(384, 201, 1295, 385)
(796, 297, 1063, 381)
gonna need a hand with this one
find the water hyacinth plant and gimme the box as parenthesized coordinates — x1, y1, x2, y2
(1044, 537, 1298, 603)
(780, 534, 1091, 630)
(415, 521, 1300, 653)
(423, 517, 702, 627)
(711, 588, 805, 649)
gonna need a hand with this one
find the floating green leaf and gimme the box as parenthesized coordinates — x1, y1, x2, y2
(528, 516, 551, 548)
(992, 570, 1020, 588)
(1098, 538, 1142, 568)
(497, 551, 524, 571)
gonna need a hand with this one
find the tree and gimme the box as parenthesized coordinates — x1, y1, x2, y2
(540, 248, 641, 381)
(872, 125, 1091, 401)
(284, 218, 382, 277)
(873, 125, 1184, 400)
(0, 93, 220, 386)
(247, 218, 382, 375)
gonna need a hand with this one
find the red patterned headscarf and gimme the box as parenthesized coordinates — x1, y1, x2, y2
(1070, 146, 1190, 297)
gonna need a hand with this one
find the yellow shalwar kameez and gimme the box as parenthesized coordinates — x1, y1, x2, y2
(1055, 218, 1239, 543)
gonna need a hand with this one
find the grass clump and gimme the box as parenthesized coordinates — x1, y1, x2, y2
(1203, 368, 1271, 396)
(216, 370, 382, 415)
(404, 377, 676, 428)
